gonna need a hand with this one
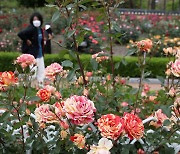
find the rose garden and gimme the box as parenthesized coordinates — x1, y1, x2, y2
(0, 0, 180, 154)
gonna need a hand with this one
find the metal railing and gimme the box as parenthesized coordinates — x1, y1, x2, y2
(118, 8, 180, 16)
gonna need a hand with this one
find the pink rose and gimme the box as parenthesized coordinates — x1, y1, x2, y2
(149, 109, 168, 128)
(15, 54, 36, 69)
(171, 59, 180, 77)
(63, 95, 96, 125)
(45, 63, 63, 81)
(34, 104, 58, 124)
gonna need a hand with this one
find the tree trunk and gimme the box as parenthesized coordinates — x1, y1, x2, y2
(172, 0, 175, 10)
(164, 0, 166, 11)
(140, 0, 142, 9)
(129, 0, 134, 8)
(151, 0, 156, 10)
(148, 0, 151, 9)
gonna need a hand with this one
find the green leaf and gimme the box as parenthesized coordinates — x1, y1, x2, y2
(163, 119, 171, 126)
(90, 58, 98, 71)
(67, 70, 75, 81)
(59, 49, 69, 58)
(121, 58, 127, 66)
(27, 96, 40, 102)
(68, 50, 76, 59)
(157, 75, 165, 85)
(13, 121, 24, 129)
(0, 111, 10, 122)
(79, 0, 92, 5)
(62, 60, 73, 68)
(115, 62, 120, 70)
(125, 49, 136, 56)
(67, 30, 76, 38)
(79, 4, 87, 10)
(160, 105, 171, 117)
(51, 11, 60, 23)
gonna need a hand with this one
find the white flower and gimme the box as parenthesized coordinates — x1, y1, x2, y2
(87, 138, 113, 154)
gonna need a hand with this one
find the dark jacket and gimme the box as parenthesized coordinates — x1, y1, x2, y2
(18, 25, 44, 58)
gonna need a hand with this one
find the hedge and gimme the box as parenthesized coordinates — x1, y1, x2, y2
(0, 52, 171, 77)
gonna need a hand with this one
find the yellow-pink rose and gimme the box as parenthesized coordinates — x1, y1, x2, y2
(64, 95, 96, 125)
(123, 112, 144, 140)
(0, 71, 18, 86)
(70, 134, 85, 149)
(97, 114, 125, 140)
(137, 39, 153, 52)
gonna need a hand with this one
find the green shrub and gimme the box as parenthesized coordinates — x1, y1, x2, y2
(0, 51, 170, 77)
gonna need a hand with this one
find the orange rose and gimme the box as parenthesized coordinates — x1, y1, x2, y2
(137, 39, 153, 52)
(70, 134, 85, 149)
(123, 113, 144, 140)
(0, 71, 18, 86)
(36, 88, 51, 102)
(97, 114, 125, 140)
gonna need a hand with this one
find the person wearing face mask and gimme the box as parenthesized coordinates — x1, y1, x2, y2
(18, 12, 45, 86)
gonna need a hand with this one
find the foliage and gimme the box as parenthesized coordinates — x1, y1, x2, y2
(0, 51, 172, 77)
(16, 0, 47, 8)
(0, 0, 180, 153)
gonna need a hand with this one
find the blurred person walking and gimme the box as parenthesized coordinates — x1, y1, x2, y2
(18, 12, 45, 86)
(44, 23, 53, 54)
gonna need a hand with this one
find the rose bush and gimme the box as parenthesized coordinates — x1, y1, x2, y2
(0, 0, 180, 154)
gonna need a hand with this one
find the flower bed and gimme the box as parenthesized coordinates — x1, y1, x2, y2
(0, 1, 180, 153)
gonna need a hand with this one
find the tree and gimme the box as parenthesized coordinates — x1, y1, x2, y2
(129, 0, 134, 8)
(164, 0, 166, 10)
(17, 0, 47, 8)
(151, 0, 156, 10)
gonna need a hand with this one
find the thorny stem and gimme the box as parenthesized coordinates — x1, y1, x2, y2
(106, 4, 116, 93)
(53, 103, 74, 135)
(134, 52, 146, 114)
(9, 86, 25, 153)
(56, 0, 87, 87)
(11, 103, 25, 153)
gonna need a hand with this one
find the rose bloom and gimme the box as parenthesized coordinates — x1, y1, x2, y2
(171, 59, 180, 77)
(136, 39, 153, 52)
(44, 85, 56, 94)
(137, 149, 145, 154)
(15, 54, 36, 69)
(63, 95, 96, 125)
(0, 71, 18, 86)
(123, 112, 144, 140)
(121, 102, 128, 107)
(168, 87, 176, 97)
(87, 138, 113, 154)
(60, 130, 68, 140)
(97, 114, 124, 140)
(86, 72, 93, 77)
(54, 102, 65, 117)
(34, 104, 58, 124)
(70, 134, 85, 149)
(45, 63, 63, 81)
(36, 88, 51, 102)
(92, 51, 109, 63)
(149, 109, 168, 128)
(143, 84, 150, 93)
(173, 97, 180, 117)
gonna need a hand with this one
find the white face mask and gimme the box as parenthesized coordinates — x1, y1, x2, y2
(33, 20, 41, 27)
